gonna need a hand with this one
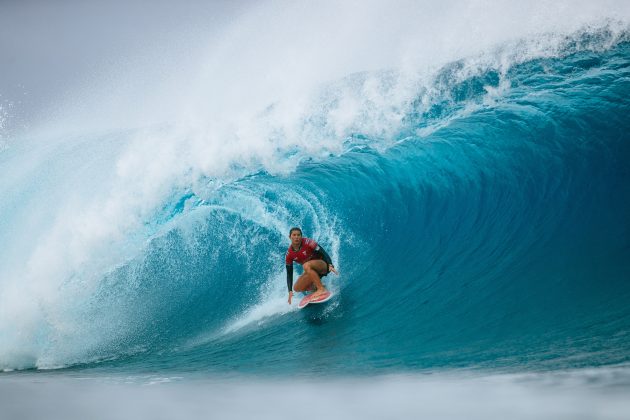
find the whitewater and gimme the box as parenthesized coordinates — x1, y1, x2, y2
(1, 1, 630, 418)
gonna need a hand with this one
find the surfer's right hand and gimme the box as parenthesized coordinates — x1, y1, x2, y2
(288, 291, 293, 305)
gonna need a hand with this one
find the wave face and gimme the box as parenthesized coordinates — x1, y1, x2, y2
(1, 16, 629, 373)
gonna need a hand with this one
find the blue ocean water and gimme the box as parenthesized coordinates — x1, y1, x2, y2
(63, 36, 630, 377)
(1, 15, 630, 419)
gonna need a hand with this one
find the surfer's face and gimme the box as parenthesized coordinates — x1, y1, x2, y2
(290, 230, 302, 247)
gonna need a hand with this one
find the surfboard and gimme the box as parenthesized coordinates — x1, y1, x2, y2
(298, 290, 333, 309)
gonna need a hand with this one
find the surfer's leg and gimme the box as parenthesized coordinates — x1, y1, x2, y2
(293, 272, 315, 293)
(295, 260, 328, 296)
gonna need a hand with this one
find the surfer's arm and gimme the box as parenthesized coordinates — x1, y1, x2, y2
(286, 264, 293, 292)
(286, 264, 294, 304)
(315, 245, 334, 270)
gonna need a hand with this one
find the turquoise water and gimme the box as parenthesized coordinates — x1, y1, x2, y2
(1, 7, 630, 419)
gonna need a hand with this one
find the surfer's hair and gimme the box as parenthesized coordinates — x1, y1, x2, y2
(289, 227, 302, 236)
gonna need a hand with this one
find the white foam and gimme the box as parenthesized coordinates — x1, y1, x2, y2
(29, 1, 629, 133)
(223, 295, 296, 335)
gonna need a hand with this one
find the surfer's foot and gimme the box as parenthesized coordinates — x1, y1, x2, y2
(311, 288, 327, 298)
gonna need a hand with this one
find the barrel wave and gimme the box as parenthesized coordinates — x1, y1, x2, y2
(1, 29, 629, 378)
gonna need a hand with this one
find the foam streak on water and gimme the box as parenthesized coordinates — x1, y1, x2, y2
(2, 367, 630, 420)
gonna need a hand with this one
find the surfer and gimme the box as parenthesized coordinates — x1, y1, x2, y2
(285, 227, 337, 305)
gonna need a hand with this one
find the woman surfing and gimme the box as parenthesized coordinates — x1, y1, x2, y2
(285, 227, 338, 305)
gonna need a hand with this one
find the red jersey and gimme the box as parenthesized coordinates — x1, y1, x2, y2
(285, 237, 320, 266)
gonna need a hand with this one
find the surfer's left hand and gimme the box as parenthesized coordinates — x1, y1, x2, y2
(329, 265, 338, 275)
